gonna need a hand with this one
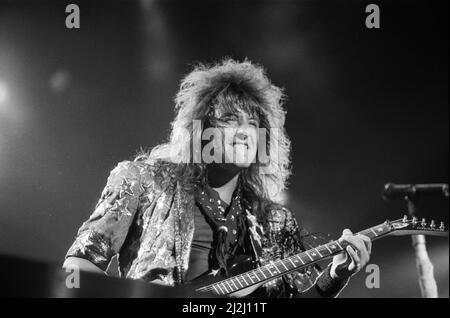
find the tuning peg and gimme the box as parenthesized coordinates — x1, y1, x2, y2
(430, 220, 436, 228)
(402, 215, 408, 223)
(421, 218, 426, 226)
(412, 216, 418, 224)
(440, 222, 445, 230)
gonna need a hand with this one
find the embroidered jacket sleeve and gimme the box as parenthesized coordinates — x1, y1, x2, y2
(277, 208, 349, 298)
(65, 160, 144, 271)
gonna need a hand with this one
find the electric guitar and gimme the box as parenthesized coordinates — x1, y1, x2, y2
(193, 216, 448, 297)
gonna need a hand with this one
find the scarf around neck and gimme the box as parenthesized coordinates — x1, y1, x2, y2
(195, 178, 250, 275)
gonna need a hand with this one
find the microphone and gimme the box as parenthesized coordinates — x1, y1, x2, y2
(382, 183, 449, 201)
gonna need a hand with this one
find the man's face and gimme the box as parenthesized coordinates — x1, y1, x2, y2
(205, 108, 260, 168)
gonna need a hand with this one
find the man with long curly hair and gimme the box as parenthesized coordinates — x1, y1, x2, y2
(63, 59, 371, 297)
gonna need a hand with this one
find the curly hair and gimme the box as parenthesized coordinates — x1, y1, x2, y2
(136, 58, 291, 208)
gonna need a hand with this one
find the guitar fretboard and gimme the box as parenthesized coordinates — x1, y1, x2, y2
(197, 222, 391, 296)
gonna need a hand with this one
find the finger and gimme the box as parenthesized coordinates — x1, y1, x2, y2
(338, 250, 351, 267)
(346, 236, 369, 265)
(347, 247, 359, 272)
(357, 234, 372, 255)
(342, 229, 353, 237)
(340, 231, 370, 264)
(353, 235, 371, 263)
(346, 245, 360, 272)
(347, 245, 360, 263)
(339, 229, 353, 243)
(345, 236, 365, 254)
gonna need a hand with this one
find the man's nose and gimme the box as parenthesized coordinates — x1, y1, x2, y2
(234, 117, 254, 140)
(235, 130, 248, 141)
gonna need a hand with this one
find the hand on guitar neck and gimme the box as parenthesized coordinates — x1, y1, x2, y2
(330, 229, 372, 280)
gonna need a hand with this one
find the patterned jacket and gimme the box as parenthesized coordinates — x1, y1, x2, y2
(66, 159, 348, 297)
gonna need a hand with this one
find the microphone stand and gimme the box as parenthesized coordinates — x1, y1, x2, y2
(405, 196, 438, 298)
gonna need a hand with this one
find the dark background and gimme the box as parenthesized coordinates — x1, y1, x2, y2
(0, 0, 448, 297)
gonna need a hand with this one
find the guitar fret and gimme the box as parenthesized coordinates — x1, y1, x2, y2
(250, 272, 260, 282)
(328, 242, 339, 251)
(258, 268, 268, 279)
(266, 265, 275, 276)
(321, 245, 331, 255)
(229, 279, 238, 290)
(305, 251, 315, 261)
(324, 244, 333, 254)
(335, 241, 344, 250)
(262, 266, 273, 277)
(225, 280, 233, 292)
(287, 257, 296, 267)
(254, 270, 264, 280)
(212, 285, 220, 295)
(280, 261, 289, 271)
(237, 276, 246, 287)
(235, 278, 243, 288)
(369, 228, 378, 237)
(314, 247, 323, 257)
(241, 276, 249, 286)
(221, 282, 229, 294)
(272, 263, 281, 274)
(295, 255, 305, 264)
(247, 273, 255, 284)
(216, 284, 225, 295)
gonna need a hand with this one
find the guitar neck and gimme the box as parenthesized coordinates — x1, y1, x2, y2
(198, 222, 391, 296)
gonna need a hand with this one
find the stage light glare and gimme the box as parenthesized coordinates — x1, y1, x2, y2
(0, 81, 9, 105)
(276, 190, 290, 205)
(49, 70, 70, 94)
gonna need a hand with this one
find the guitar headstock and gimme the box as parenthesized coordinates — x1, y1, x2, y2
(385, 216, 449, 237)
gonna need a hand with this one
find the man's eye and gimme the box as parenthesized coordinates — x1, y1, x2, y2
(220, 116, 238, 123)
